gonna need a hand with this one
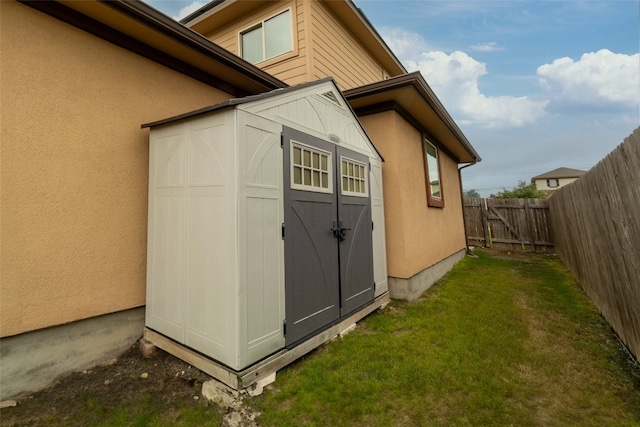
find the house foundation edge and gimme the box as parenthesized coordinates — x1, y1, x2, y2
(0, 307, 145, 401)
(389, 249, 466, 301)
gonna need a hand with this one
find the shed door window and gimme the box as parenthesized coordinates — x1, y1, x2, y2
(241, 10, 292, 64)
(341, 157, 368, 197)
(424, 139, 444, 208)
(291, 141, 332, 193)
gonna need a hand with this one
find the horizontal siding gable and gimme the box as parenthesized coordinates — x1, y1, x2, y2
(205, 0, 308, 83)
(310, 1, 385, 89)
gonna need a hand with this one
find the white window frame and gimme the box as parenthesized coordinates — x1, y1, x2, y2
(239, 9, 293, 64)
(340, 156, 368, 198)
(290, 141, 333, 194)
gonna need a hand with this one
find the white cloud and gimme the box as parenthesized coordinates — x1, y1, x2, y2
(537, 49, 640, 110)
(381, 29, 547, 128)
(173, 1, 206, 21)
(380, 28, 431, 60)
(470, 42, 505, 52)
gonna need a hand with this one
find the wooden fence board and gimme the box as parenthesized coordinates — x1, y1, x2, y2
(549, 126, 640, 362)
(463, 197, 553, 252)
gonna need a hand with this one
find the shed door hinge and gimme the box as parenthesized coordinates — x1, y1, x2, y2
(282, 223, 285, 239)
(281, 134, 284, 147)
(372, 221, 374, 230)
(283, 319, 287, 337)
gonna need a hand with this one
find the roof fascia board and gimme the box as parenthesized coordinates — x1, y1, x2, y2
(345, 72, 481, 162)
(181, 0, 406, 77)
(19, 0, 247, 96)
(353, 101, 460, 163)
(20, 0, 286, 97)
(99, 1, 286, 92)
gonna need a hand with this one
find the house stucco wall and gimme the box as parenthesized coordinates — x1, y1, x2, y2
(358, 111, 467, 280)
(0, 1, 233, 337)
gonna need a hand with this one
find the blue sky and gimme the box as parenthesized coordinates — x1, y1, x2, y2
(150, 0, 639, 195)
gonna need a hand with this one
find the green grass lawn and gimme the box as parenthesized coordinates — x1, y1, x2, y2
(255, 250, 640, 427)
(4, 250, 639, 426)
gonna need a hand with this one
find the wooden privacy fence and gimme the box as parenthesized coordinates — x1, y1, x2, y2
(549, 127, 640, 362)
(464, 198, 553, 252)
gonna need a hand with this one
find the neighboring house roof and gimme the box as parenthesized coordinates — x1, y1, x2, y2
(20, 0, 287, 97)
(531, 167, 587, 181)
(344, 72, 481, 164)
(181, 0, 407, 78)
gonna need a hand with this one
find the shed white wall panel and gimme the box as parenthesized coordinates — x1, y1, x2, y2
(147, 110, 286, 371)
(237, 111, 285, 367)
(370, 159, 388, 296)
(243, 83, 374, 159)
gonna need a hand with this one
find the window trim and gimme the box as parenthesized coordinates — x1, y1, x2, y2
(239, 8, 294, 65)
(340, 156, 369, 198)
(290, 140, 333, 194)
(547, 178, 559, 188)
(423, 138, 444, 208)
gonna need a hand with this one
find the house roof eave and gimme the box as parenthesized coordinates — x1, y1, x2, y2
(182, 0, 406, 78)
(344, 72, 481, 164)
(23, 0, 286, 97)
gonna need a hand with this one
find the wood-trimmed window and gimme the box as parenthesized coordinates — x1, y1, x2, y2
(240, 9, 293, 64)
(424, 138, 444, 208)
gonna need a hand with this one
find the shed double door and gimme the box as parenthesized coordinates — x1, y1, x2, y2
(283, 127, 374, 346)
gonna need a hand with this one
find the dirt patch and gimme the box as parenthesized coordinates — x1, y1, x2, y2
(0, 342, 235, 426)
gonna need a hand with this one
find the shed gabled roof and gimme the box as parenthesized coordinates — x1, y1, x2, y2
(181, 0, 406, 78)
(344, 72, 481, 164)
(531, 167, 587, 181)
(19, 0, 287, 97)
(142, 77, 384, 161)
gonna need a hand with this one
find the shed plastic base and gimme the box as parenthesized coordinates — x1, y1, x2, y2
(143, 292, 390, 391)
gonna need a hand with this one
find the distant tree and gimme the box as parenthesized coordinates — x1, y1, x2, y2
(490, 181, 546, 199)
(463, 189, 481, 198)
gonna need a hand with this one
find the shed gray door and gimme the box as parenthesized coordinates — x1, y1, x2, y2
(283, 127, 374, 346)
(336, 146, 375, 316)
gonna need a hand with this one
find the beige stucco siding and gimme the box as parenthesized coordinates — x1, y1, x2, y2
(309, 1, 387, 89)
(359, 112, 466, 279)
(0, 1, 232, 337)
(205, 0, 309, 86)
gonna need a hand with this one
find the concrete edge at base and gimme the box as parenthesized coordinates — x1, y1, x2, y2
(0, 307, 145, 401)
(389, 249, 466, 301)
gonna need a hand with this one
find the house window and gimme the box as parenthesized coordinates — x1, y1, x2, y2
(547, 178, 559, 188)
(424, 139, 444, 208)
(240, 9, 292, 64)
(341, 157, 368, 197)
(291, 141, 332, 193)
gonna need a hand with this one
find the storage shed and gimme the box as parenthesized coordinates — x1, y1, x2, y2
(142, 78, 388, 388)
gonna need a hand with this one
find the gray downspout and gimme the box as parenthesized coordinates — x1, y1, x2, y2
(458, 161, 477, 256)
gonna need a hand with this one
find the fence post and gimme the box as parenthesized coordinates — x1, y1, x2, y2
(482, 198, 491, 247)
(524, 199, 536, 251)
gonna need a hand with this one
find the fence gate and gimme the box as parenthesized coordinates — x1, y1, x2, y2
(464, 198, 554, 252)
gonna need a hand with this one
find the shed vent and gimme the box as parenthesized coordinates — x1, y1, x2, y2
(322, 91, 340, 105)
